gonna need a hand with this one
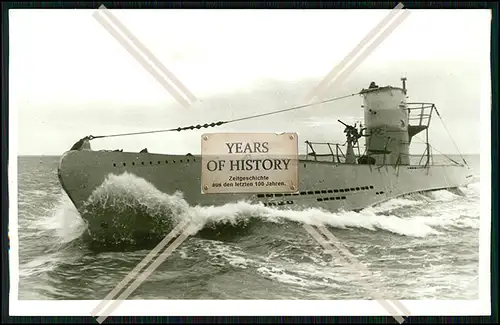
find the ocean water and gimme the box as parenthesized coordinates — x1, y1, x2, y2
(16, 155, 480, 300)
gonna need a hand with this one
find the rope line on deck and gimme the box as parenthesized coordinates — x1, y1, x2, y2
(413, 139, 461, 166)
(82, 92, 468, 170)
(433, 108, 469, 167)
(86, 92, 361, 141)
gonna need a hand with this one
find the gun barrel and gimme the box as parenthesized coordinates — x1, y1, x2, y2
(337, 119, 348, 126)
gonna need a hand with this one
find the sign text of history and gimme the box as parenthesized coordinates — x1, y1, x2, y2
(201, 133, 299, 194)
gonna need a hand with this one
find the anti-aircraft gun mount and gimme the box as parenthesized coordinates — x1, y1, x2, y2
(305, 78, 439, 167)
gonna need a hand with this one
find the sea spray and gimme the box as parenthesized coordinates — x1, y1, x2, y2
(63, 173, 465, 250)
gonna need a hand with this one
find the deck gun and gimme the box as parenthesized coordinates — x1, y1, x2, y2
(338, 119, 362, 142)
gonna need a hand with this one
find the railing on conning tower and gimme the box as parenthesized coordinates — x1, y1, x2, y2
(407, 102, 436, 128)
(303, 103, 438, 166)
(304, 140, 361, 163)
(406, 102, 437, 168)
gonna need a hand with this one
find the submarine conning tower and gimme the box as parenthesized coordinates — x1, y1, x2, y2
(360, 80, 410, 165)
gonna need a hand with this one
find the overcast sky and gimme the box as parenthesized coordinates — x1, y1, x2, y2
(10, 9, 491, 156)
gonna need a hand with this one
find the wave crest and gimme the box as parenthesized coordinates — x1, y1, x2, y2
(45, 172, 480, 250)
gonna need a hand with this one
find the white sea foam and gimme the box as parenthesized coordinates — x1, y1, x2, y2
(48, 172, 479, 240)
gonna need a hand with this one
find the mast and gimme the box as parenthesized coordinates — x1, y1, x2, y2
(401, 77, 407, 94)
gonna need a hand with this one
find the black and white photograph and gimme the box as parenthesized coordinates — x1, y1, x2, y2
(9, 5, 491, 319)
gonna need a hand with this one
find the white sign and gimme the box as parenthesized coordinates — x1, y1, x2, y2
(201, 132, 299, 194)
